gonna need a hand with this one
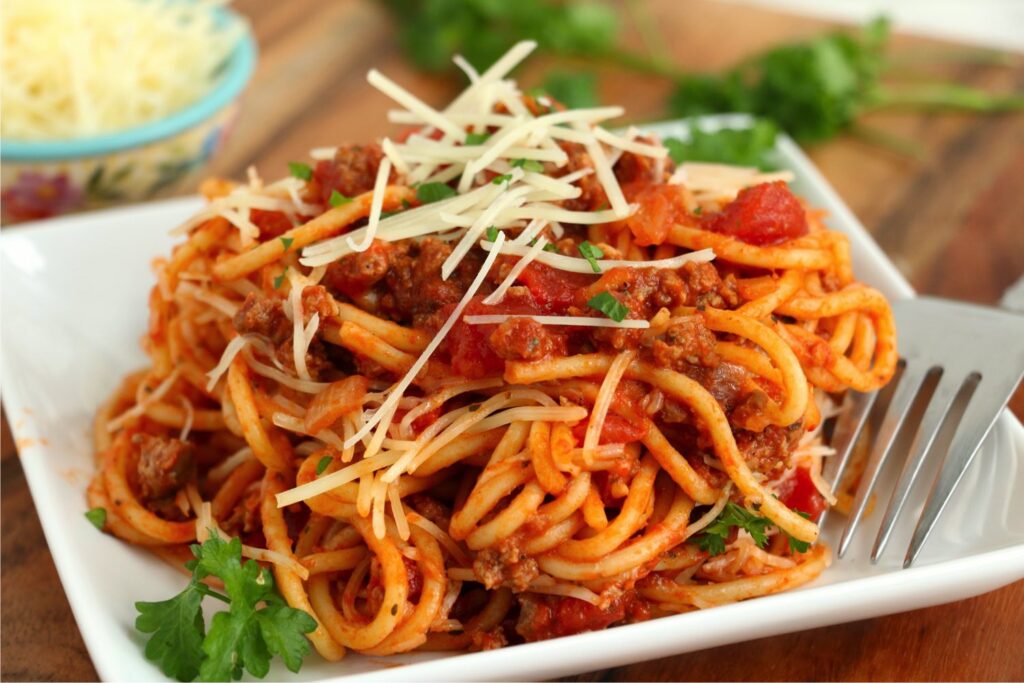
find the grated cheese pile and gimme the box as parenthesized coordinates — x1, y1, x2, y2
(183, 41, 784, 532)
(1, 0, 244, 140)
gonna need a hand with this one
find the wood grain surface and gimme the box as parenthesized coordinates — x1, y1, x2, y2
(2, 0, 1023, 680)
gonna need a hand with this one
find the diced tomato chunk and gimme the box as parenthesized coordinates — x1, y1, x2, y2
(622, 182, 690, 246)
(251, 209, 293, 239)
(572, 413, 649, 445)
(515, 262, 595, 314)
(702, 181, 808, 246)
(776, 465, 827, 521)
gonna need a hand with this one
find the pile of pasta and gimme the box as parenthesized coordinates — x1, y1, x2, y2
(89, 42, 896, 658)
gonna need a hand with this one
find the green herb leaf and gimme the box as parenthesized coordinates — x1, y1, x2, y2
(788, 535, 811, 553)
(578, 240, 604, 273)
(587, 291, 629, 322)
(379, 0, 617, 74)
(527, 238, 559, 253)
(788, 510, 812, 553)
(416, 182, 457, 204)
(84, 507, 106, 530)
(279, 237, 294, 252)
(138, 535, 316, 682)
(485, 226, 500, 242)
(136, 583, 207, 682)
(464, 132, 491, 145)
(273, 267, 289, 290)
(510, 158, 545, 173)
(663, 120, 779, 170)
(694, 502, 774, 556)
(328, 190, 351, 207)
(287, 162, 313, 181)
(316, 456, 333, 475)
(543, 70, 599, 109)
(491, 173, 513, 187)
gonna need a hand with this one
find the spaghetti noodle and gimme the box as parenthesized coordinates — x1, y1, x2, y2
(88, 41, 896, 659)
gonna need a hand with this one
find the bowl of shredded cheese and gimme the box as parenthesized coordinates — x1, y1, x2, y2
(0, 0, 256, 223)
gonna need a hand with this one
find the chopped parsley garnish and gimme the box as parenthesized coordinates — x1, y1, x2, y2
(287, 162, 313, 181)
(491, 173, 513, 187)
(273, 267, 289, 290)
(485, 226, 501, 242)
(788, 511, 812, 553)
(279, 237, 294, 251)
(316, 456, 333, 476)
(696, 502, 772, 555)
(135, 535, 317, 682)
(693, 205, 703, 216)
(528, 237, 559, 253)
(328, 190, 351, 207)
(578, 240, 604, 273)
(416, 182, 457, 204)
(510, 158, 545, 173)
(84, 507, 106, 530)
(464, 132, 491, 145)
(695, 502, 811, 556)
(586, 291, 628, 322)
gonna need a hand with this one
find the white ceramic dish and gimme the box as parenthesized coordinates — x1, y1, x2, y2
(3, 119, 1023, 682)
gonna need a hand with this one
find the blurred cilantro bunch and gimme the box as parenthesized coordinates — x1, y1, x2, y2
(382, 0, 617, 74)
(378, 0, 1022, 156)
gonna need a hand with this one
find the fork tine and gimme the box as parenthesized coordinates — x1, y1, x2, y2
(870, 372, 960, 562)
(904, 372, 1015, 568)
(817, 390, 876, 529)
(837, 363, 928, 558)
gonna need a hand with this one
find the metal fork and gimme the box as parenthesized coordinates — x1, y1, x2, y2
(821, 296, 1024, 567)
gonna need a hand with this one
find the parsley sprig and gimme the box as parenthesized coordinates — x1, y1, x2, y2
(695, 502, 811, 556)
(135, 535, 317, 682)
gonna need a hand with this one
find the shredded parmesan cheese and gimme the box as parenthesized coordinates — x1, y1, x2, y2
(1, 0, 245, 139)
(583, 350, 633, 464)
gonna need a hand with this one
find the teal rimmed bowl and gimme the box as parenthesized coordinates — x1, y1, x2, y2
(0, 8, 256, 224)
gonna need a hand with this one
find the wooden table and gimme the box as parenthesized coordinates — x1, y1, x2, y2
(2, 0, 1022, 680)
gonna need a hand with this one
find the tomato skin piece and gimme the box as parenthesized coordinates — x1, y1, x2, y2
(251, 209, 293, 239)
(572, 413, 649, 445)
(702, 181, 808, 246)
(515, 262, 595, 314)
(622, 182, 690, 246)
(776, 465, 827, 521)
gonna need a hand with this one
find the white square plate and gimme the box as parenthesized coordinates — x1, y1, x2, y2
(3, 118, 1023, 682)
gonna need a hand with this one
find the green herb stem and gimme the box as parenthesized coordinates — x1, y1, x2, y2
(873, 84, 1024, 112)
(193, 583, 232, 604)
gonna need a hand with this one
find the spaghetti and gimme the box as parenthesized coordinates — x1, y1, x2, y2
(88, 41, 896, 658)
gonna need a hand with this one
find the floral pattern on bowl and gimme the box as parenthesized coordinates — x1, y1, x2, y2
(1, 103, 237, 224)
